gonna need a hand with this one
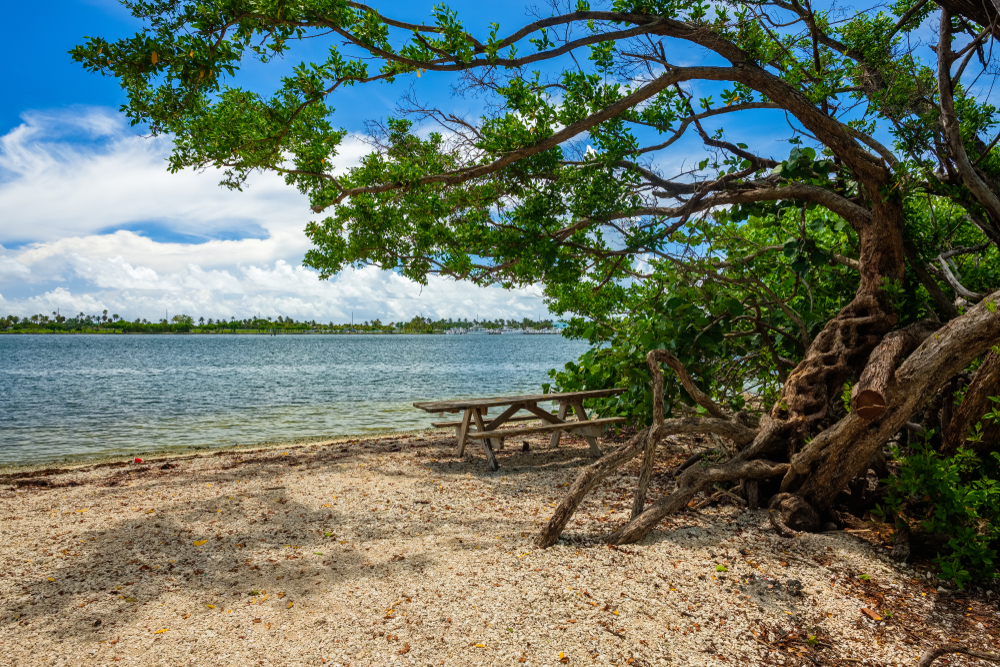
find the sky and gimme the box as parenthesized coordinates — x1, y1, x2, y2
(0, 0, 555, 323)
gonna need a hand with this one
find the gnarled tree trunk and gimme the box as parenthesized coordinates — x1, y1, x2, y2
(942, 349, 1000, 455)
(536, 290, 1000, 548)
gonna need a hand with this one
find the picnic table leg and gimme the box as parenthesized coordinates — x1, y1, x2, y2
(548, 402, 569, 448)
(472, 409, 500, 471)
(572, 400, 603, 457)
(456, 408, 473, 458)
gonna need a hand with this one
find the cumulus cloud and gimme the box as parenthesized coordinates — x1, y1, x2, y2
(0, 108, 547, 321)
(0, 257, 545, 322)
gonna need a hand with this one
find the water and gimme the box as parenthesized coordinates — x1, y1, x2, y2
(0, 333, 588, 465)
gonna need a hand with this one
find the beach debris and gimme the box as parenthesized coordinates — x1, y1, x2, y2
(133, 457, 143, 464)
(861, 607, 882, 621)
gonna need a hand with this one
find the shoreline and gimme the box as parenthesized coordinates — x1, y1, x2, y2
(0, 428, 442, 475)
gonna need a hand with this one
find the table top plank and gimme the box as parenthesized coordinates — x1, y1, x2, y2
(412, 388, 624, 412)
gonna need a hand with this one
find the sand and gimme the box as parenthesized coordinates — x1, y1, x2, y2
(1, 430, 998, 666)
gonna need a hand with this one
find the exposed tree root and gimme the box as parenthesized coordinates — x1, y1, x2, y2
(533, 415, 754, 548)
(767, 493, 820, 538)
(535, 290, 1000, 548)
(916, 644, 1000, 667)
(607, 457, 789, 545)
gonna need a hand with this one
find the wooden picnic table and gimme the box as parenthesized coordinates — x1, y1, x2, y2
(413, 389, 625, 471)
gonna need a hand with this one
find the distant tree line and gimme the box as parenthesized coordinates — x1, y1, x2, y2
(0, 311, 555, 334)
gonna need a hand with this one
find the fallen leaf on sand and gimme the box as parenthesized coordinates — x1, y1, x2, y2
(287, 601, 294, 609)
(559, 651, 569, 663)
(398, 643, 410, 655)
(182, 614, 191, 619)
(206, 604, 216, 609)
(154, 629, 168, 634)
(861, 608, 882, 621)
(474, 644, 485, 648)
(252, 619, 261, 623)
(193, 540, 207, 546)
(47, 578, 54, 582)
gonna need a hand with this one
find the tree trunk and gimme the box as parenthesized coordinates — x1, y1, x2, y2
(852, 320, 942, 420)
(537, 291, 1000, 547)
(798, 293, 1000, 508)
(536, 176, 997, 548)
(942, 349, 1000, 455)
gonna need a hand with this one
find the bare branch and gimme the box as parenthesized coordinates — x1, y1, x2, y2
(938, 243, 990, 301)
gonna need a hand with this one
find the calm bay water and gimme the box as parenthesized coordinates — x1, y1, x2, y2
(0, 333, 588, 465)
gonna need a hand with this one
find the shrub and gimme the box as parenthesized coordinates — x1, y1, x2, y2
(880, 433, 1000, 589)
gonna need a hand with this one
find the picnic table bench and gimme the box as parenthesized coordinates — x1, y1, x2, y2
(413, 389, 625, 471)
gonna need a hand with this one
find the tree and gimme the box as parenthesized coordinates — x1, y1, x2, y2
(74, 0, 1000, 549)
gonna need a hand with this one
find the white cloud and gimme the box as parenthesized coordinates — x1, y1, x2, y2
(0, 107, 547, 322)
(0, 257, 546, 322)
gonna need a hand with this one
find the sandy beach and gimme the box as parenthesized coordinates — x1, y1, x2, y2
(2, 430, 998, 666)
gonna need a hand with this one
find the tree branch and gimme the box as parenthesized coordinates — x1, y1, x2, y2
(937, 243, 990, 302)
(937, 9, 1000, 226)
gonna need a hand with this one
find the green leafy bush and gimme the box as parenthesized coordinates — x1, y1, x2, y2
(880, 437, 1000, 589)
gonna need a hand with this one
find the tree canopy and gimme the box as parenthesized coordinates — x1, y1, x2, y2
(75, 0, 1000, 581)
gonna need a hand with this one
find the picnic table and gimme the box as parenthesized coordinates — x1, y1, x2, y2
(413, 389, 625, 471)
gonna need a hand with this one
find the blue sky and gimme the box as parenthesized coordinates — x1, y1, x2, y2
(0, 0, 557, 322)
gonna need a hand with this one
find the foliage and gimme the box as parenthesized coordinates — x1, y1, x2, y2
(546, 204, 918, 421)
(880, 428, 1000, 588)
